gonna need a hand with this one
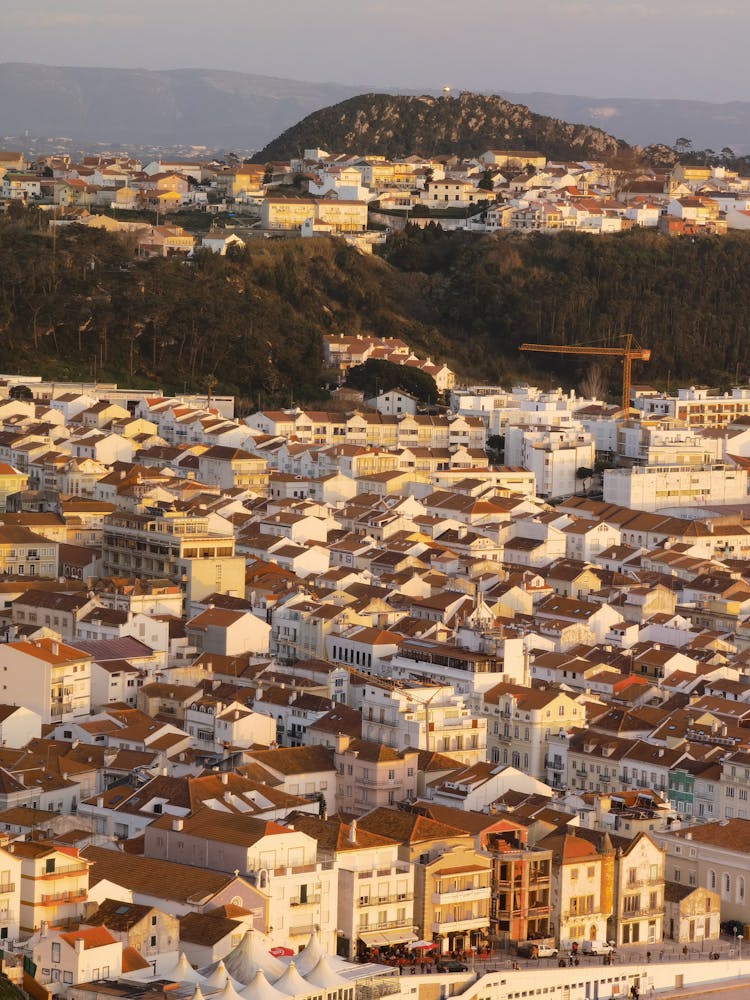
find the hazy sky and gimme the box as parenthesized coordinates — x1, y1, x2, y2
(3, 0, 750, 102)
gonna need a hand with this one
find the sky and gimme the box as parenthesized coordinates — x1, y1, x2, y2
(2, 0, 750, 103)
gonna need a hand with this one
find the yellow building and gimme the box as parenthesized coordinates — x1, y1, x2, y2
(261, 197, 367, 233)
(0, 463, 28, 511)
(540, 831, 613, 949)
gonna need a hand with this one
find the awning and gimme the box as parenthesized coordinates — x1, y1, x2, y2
(359, 930, 418, 947)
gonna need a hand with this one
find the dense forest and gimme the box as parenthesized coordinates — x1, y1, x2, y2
(2, 208, 750, 405)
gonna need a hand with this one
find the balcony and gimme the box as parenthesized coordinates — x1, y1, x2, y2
(0, 883, 14, 895)
(544, 758, 565, 771)
(432, 886, 490, 904)
(40, 865, 88, 880)
(359, 919, 414, 932)
(431, 914, 488, 935)
(360, 893, 414, 906)
(40, 890, 87, 905)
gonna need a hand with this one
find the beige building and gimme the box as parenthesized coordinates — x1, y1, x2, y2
(10, 841, 90, 935)
(261, 198, 367, 233)
(539, 831, 613, 950)
(0, 638, 92, 724)
(102, 509, 245, 606)
(334, 736, 419, 816)
(611, 833, 665, 946)
(659, 818, 750, 923)
(356, 807, 490, 953)
(292, 814, 414, 958)
(663, 883, 720, 944)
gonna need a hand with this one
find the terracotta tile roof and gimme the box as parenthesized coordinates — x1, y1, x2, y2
(82, 845, 237, 903)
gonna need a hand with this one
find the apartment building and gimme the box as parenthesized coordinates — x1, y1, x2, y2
(360, 683, 487, 764)
(611, 833, 665, 946)
(333, 736, 419, 815)
(143, 811, 338, 952)
(292, 815, 414, 959)
(484, 682, 584, 779)
(10, 841, 90, 935)
(603, 463, 748, 512)
(0, 638, 92, 724)
(0, 525, 58, 576)
(102, 509, 245, 605)
(539, 831, 613, 949)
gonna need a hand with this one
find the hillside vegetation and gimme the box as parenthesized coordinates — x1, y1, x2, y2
(3, 210, 750, 404)
(258, 92, 629, 162)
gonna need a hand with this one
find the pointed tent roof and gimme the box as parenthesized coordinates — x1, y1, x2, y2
(293, 929, 324, 977)
(273, 962, 312, 997)
(241, 970, 288, 1000)
(218, 976, 248, 1000)
(304, 956, 350, 990)
(204, 961, 242, 991)
(220, 930, 286, 985)
(165, 953, 206, 985)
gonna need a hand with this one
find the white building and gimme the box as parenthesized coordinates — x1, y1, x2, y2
(603, 463, 748, 511)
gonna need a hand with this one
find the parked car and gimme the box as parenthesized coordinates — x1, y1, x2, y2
(518, 942, 558, 959)
(581, 941, 616, 956)
(436, 961, 468, 972)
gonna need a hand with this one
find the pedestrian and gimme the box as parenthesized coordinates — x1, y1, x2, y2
(421, 962, 425, 974)
(646, 952, 651, 964)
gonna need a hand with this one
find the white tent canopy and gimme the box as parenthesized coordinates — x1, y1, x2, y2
(206, 930, 286, 985)
(293, 930, 325, 977)
(304, 956, 350, 991)
(218, 976, 249, 1000)
(164, 953, 207, 985)
(273, 962, 314, 998)
(241, 970, 289, 1000)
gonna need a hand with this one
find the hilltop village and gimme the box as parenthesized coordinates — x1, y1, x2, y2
(2, 145, 749, 254)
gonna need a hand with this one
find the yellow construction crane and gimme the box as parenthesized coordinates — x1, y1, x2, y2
(519, 334, 651, 412)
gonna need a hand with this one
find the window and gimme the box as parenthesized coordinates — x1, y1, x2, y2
(51, 942, 60, 963)
(709, 869, 717, 891)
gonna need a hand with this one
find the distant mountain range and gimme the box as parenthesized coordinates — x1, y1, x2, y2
(0, 62, 749, 154)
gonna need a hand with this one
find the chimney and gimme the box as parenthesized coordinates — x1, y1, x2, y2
(221, 772, 229, 785)
(96, 796, 104, 808)
(172, 817, 184, 832)
(349, 819, 358, 844)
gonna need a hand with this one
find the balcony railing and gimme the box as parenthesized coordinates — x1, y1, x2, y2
(40, 890, 87, 905)
(290, 895, 321, 907)
(432, 886, 490, 904)
(359, 894, 414, 906)
(40, 865, 88, 879)
(359, 919, 414, 932)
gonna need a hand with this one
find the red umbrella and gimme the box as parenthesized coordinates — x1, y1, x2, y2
(411, 941, 436, 950)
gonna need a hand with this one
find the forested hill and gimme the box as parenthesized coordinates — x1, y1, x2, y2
(3, 210, 750, 405)
(257, 91, 630, 162)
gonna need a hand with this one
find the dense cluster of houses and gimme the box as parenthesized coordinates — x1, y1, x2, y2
(3, 146, 750, 247)
(0, 368, 745, 999)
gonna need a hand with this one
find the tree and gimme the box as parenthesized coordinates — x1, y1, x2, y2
(9, 384, 33, 401)
(486, 434, 505, 461)
(579, 363, 607, 401)
(674, 137, 693, 155)
(345, 358, 438, 403)
(478, 170, 495, 192)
